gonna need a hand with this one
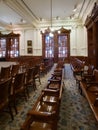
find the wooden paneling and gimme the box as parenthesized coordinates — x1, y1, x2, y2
(85, 2, 98, 68)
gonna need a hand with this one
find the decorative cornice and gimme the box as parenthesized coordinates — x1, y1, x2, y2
(38, 18, 83, 28)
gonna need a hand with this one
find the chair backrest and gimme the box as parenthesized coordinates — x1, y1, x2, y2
(87, 64, 94, 75)
(0, 66, 11, 79)
(0, 78, 12, 110)
(11, 64, 20, 77)
(33, 65, 40, 76)
(25, 67, 35, 84)
(93, 69, 98, 81)
(13, 72, 25, 93)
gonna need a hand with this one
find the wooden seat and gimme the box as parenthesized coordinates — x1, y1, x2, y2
(0, 78, 14, 120)
(42, 88, 61, 104)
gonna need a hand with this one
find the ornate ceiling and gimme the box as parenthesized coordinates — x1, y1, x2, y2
(0, 0, 96, 31)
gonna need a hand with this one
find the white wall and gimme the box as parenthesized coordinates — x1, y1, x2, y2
(70, 25, 87, 56)
(14, 29, 42, 56)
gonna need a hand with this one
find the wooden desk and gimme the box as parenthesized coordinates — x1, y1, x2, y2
(80, 81, 98, 122)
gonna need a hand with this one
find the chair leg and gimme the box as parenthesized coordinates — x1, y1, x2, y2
(24, 90, 28, 101)
(39, 77, 41, 85)
(25, 87, 30, 98)
(13, 96, 18, 114)
(10, 95, 18, 115)
(8, 104, 14, 120)
(33, 79, 37, 90)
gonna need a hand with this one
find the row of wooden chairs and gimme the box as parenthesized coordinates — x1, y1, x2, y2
(21, 62, 64, 130)
(0, 63, 41, 120)
(40, 59, 54, 76)
(75, 64, 95, 92)
(0, 78, 14, 119)
(70, 57, 85, 77)
(72, 61, 98, 122)
(79, 69, 98, 122)
(0, 64, 20, 79)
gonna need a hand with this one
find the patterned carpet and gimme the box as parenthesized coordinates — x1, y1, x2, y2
(0, 64, 98, 130)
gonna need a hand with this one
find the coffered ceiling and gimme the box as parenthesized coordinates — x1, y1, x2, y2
(0, 0, 96, 31)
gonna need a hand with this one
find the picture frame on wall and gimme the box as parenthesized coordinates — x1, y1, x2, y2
(27, 40, 32, 46)
(27, 48, 32, 54)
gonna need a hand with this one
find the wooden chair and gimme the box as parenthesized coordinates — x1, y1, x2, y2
(10, 72, 27, 114)
(40, 62, 46, 76)
(82, 64, 95, 81)
(25, 67, 35, 96)
(11, 64, 20, 77)
(33, 64, 41, 89)
(0, 66, 11, 79)
(76, 64, 95, 93)
(0, 78, 14, 120)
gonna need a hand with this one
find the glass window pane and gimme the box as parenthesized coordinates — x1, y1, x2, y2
(58, 35, 68, 58)
(45, 35, 54, 58)
(9, 38, 19, 58)
(0, 38, 6, 58)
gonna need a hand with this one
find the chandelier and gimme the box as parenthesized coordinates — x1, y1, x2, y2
(41, 0, 61, 36)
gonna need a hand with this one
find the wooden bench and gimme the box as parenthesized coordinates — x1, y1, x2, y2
(20, 65, 64, 130)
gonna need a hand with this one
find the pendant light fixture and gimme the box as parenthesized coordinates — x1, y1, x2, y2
(49, 0, 54, 37)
